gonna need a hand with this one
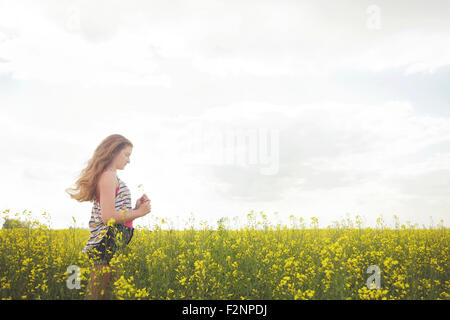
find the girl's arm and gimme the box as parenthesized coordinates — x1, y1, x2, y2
(98, 171, 143, 225)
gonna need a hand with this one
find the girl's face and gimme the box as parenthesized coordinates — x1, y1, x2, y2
(116, 146, 132, 170)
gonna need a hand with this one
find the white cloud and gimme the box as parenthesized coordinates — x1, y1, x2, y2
(153, 100, 450, 210)
(0, 1, 170, 87)
(3, 0, 450, 83)
(343, 29, 450, 75)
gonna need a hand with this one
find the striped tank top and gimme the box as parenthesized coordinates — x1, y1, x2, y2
(82, 175, 133, 254)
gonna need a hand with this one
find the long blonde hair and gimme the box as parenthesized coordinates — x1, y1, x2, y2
(66, 134, 133, 203)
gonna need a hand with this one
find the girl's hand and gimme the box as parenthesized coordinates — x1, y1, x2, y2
(140, 194, 151, 217)
(135, 194, 149, 210)
(137, 199, 151, 217)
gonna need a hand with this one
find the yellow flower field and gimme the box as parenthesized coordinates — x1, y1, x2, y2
(0, 210, 448, 300)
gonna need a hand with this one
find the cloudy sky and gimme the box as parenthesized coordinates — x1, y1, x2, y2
(1, 0, 450, 229)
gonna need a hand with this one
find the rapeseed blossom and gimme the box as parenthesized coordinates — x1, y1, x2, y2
(0, 209, 448, 300)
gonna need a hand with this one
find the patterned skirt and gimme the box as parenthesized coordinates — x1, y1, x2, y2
(87, 224, 134, 266)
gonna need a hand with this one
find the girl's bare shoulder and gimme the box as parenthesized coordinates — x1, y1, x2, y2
(98, 171, 119, 190)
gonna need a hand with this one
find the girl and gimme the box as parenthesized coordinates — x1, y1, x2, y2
(66, 134, 151, 299)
